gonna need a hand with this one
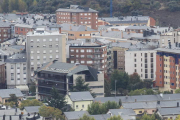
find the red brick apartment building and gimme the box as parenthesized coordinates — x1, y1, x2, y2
(15, 24, 35, 35)
(56, 5, 98, 30)
(156, 47, 180, 93)
(0, 22, 11, 43)
(69, 43, 107, 73)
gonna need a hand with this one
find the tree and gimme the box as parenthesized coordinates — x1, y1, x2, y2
(39, 105, 63, 120)
(32, 0, 37, 6)
(107, 115, 123, 120)
(29, 82, 36, 96)
(78, 114, 95, 120)
(176, 115, 180, 120)
(71, 76, 90, 92)
(8, 94, 18, 107)
(18, 0, 27, 11)
(88, 101, 120, 115)
(105, 79, 111, 97)
(175, 89, 180, 93)
(1, 0, 9, 12)
(110, 70, 129, 91)
(129, 88, 155, 96)
(47, 87, 67, 111)
(19, 99, 43, 110)
(163, 91, 172, 94)
(140, 114, 156, 120)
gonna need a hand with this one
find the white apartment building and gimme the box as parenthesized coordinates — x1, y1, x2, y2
(5, 52, 28, 93)
(26, 28, 66, 82)
(125, 43, 157, 80)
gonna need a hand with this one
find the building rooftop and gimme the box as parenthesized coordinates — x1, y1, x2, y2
(94, 94, 180, 103)
(68, 91, 94, 101)
(36, 61, 98, 80)
(112, 42, 132, 48)
(108, 109, 136, 116)
(64, 111, 89, 120)
(61, 23, 97, 32)
(56, 5, 98, 13)
(0, 21, 11, 27)
(0, 89, 23, 98)
(158, 107, 180, 116)
(99, 16, 149, 24)
(91, 114, 111, 120)
(5, 52, 26, 63)
(24, 106, 41, 114)
(123, 102, 157, 109)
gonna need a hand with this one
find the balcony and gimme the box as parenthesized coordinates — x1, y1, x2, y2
(38, 83, 66, 91)
(91, 57, 103, 60)
(37, 77, 66, 84)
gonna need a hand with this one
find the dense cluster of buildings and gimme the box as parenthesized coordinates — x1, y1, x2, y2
(0, 4, 180, 120)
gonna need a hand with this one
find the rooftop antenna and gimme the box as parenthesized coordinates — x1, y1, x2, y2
(110, 0, 113, 17)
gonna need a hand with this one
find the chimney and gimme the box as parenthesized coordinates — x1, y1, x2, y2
(177, 102, 179, 107)
(70, 25, 72, 31)
(59, 27, 61, 34)
(121, 31, 123, 39)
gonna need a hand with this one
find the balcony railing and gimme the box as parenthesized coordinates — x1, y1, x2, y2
(38, 84, 66, 91)
(36, 77, 66, 84)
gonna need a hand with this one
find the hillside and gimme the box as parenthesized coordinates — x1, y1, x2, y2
(1, 0, 180, 28)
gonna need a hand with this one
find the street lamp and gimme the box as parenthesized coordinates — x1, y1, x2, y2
(115, 80, 117, 97)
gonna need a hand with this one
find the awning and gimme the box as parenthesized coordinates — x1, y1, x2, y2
(16, 85, 29, 91)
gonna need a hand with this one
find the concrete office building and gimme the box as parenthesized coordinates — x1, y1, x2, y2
(125, 42, 158, 80)
(26, 28, 66, 82)
(56, 5, 98, 30)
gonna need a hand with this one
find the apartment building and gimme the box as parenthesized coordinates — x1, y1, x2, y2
(159, 30, 180, 48)
(15, 24, 35, 36)
(69, 42, 107, 73)
(35, 61, 104, 100)
(61, 23, 98, 40)
(0, 21, 11, 43)
(155, 44, 180, 93)
(125, 42, 157, 80)
(112, 42, 131, 71)
(5, 52, 28, 93)
(26, 28, 66, 82)
(56, 5, 98, 30)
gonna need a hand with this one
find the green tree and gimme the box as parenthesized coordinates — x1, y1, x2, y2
(8, 94, 18, 107)
(129, 88, 155, 96)
(107, 115, 123, 120)
(32, 0, 37, 6)
(88, 101, 120, 115)
(110, 70, 129, 91)
(18, 0, 27, 11)
(19, 99, 43, 110)
(175, 89, 180, 93)
(1, 0, 9, 12)
(140, 114, 156, 120)
(78, 114, 95, 120)
(47, 87, 67, 111)
(163, 91, 172, 94)
(71, 76, 90, 92)
(105, 79, 111, 97)
(29, 82, 36, 96)
(39, 105, 64, 120)
(176, 115, 180, 120)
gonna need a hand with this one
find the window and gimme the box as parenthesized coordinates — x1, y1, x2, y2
(49, 39, 52, 41)
(81, 55, 85, 58)
(134, 64, 136, 67)
(37, 51, 40, 54)
(134, 59, 136, 62)
(134, 54, 136, 57)
(43, 39, 46, 41)
(82, 105, 84, 108)
(139, 111, 142, 113)
(81, 50, 84, 53)
(56, 50, 59, 53)
(76, 50, 79, 52)
(71, 49, 74, 52)
(56, 55, 59, 58)
(49, 45, 52, 48)
(37, 39, 40, 42)
(11, 65, 14, 69)
(31, 51, 34, 54)
(87, 61, 93, 64)
(76, 105, 78, 109)
(81, 61, 85, 63)
(71, 61, 74, 63)
(43, 50, 46, 54)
